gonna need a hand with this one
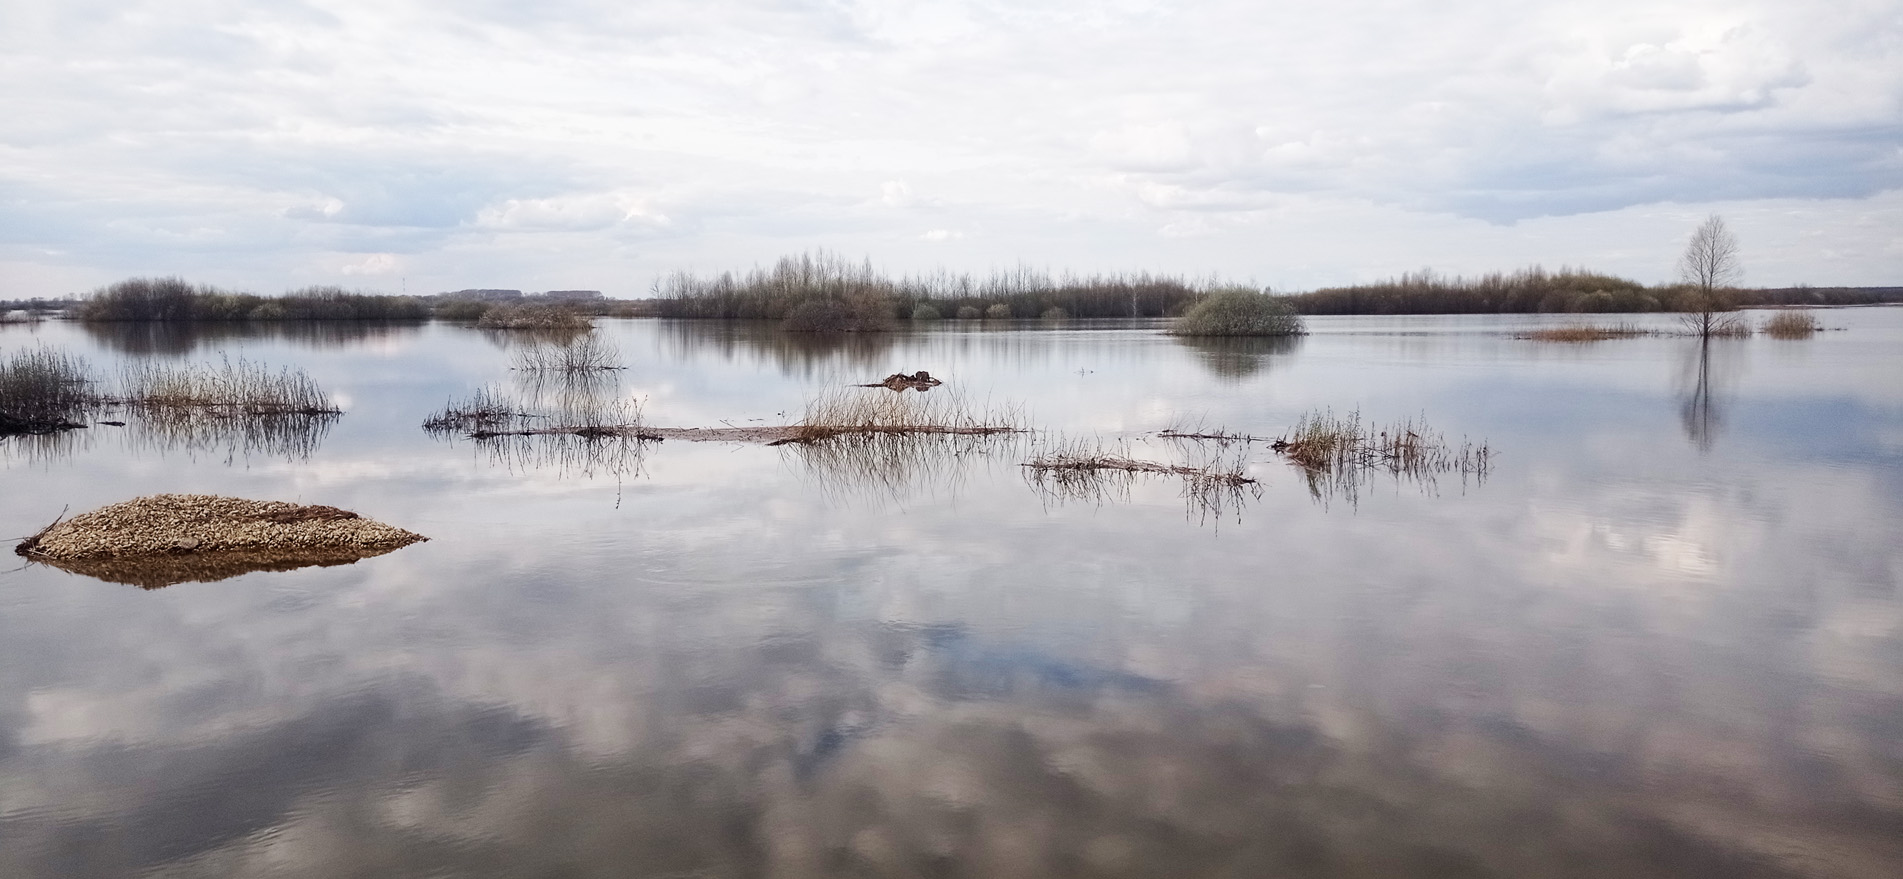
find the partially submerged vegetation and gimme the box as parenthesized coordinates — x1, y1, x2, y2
(782, 387, 1022, 445)
(1517, 323, 1654, 342)
(112, 357, 337, 416)
(1170, 287, 1304, 336)
(424, 386, 650, 440)
(1273, 408, 1490, 475)
(1762, 311, 1823, 339)
(0, 346, 94, 435)
(1022, 436, 1261, 521)
(16, 494, 425, 588)
(1270, 408, 1491, 504)
(2, 348, 342, 462)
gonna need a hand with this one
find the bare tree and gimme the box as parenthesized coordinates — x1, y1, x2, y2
(1676, 215, 1745, 337)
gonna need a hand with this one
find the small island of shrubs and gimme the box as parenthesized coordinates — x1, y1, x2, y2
(1169, 287, 1305, 337)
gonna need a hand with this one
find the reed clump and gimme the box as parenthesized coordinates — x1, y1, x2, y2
(1761, 311, 1823, 339)
(1517, 323, 1653, 342)
(114, 358, 338, 416)
(1170, 287, 1305, 336)
(424, 386, 653, 479)
(510, 333, 624, 372)
(477, 303, 593, 331)
(0, 347, 96, 434)
(424, 386, 649, 439)
(1274, 408, 1490, 476)
(788, 388, 1022, 444)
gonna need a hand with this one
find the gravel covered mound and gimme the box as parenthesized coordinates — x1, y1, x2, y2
(16, 494, 426, 561)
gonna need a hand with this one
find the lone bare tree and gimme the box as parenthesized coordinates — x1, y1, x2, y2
(1676, 215, 1745, 337)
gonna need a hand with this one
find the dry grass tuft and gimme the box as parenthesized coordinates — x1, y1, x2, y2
(424, 386, 649, 439)
(0, 346, 96, 434)
(1761, 311, 1823, 339)
(786, 387, 1022, 444)
(114, 357, 337, 415)
(1517, 323, 1653, 342)
(1274, 408, 1489, 474)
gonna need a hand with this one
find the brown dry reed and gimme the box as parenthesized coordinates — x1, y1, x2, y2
(0, 346, 95, 434)
(424, 386, 649, 439)
(114, 357, 337, 415)
(1268, 409, 1492, 506)
(1517, 323, 1654, 342)
(1761, 311, 1823, 339)
(788, 387, 1023, 444)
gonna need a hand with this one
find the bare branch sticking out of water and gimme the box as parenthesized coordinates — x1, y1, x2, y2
(1157, 416, 1273, 444)
(1022, 436, 1262, 523)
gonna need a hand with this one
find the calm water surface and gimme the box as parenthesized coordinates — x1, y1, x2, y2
(2, 311, 1900, 878)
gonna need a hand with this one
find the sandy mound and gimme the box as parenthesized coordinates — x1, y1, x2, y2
(33, 546, 411, 589)
(16, 494, 426, 562)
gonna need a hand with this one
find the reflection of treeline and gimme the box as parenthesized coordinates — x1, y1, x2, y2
(653, 252, 1201, 327)
(1284, 269, 1903, 315)
(78, 278, 432, 321)
(80, 319, 424, 356)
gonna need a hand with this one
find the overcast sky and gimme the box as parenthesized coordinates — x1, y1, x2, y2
(2, 0, 1899, 297)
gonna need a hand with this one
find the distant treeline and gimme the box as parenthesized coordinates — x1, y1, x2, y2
(68, 277, 651, 323)
(29, 269, 1903, 329)
(1286, 268, 1665, 315)
(78, 278, 431, 321)
(1281, 270, 1903, 315)
(652, 252, 1202, 329)
(1735, 286, 1903, 307)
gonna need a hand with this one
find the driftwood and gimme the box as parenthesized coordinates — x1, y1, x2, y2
(861, 371, 943, 391)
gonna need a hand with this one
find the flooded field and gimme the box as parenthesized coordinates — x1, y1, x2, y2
(2, 311, 1900, 878)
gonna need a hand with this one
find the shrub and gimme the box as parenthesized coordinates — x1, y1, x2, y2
(956, 305, 982, 320)
(1762, 311, 1822, 339)
(1041, 307, 1069, 320)
(911, 304, 942, 321)
(1170, 287, 1305, 336)
(984, 303, 1012, 319)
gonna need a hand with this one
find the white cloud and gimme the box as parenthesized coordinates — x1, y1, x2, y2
(340, 252, 399, 275)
